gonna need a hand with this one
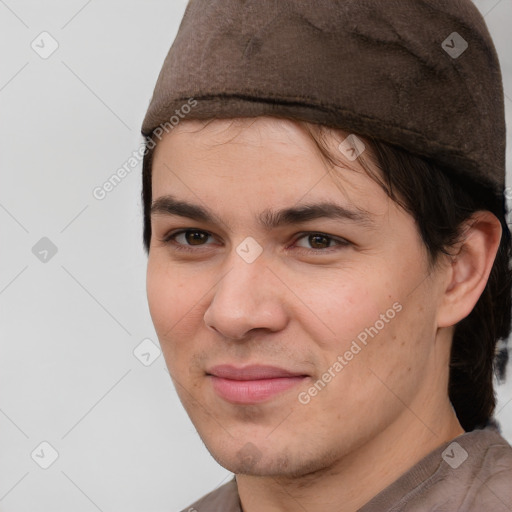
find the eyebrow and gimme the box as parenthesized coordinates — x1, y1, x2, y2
(150, 194, 375, 230)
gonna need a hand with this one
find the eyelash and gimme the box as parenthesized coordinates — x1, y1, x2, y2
(159, 229, 350, 255)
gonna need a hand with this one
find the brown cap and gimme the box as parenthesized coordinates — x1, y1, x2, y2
(141, 0, 506, 190)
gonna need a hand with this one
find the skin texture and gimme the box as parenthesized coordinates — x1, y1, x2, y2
(146, 117, 501, 512)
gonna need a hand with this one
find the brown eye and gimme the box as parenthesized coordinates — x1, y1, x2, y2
(293, 232, 350, 252)
(184, 230, 209, 245)
(308, 234, 330, 249)
(162, 229, 214, 248)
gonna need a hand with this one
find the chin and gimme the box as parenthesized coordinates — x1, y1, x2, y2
(204, 438, 338, 479)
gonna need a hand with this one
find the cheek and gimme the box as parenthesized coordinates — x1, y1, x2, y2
(296, 268, 396, 349)
(301, 262, 431, 382)
(348, 289, 436, 397)
(146, 257, 203, 348)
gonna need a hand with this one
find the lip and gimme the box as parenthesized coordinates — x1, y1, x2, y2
(207, 365, 308, 404)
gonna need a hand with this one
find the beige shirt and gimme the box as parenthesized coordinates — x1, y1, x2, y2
(181, 426, 512, 511)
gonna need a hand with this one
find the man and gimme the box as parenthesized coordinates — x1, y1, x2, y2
(140, 1, 512, 510)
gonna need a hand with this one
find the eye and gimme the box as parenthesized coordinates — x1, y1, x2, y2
(160, 229, 216, 252)
(293, 232, 349, 252)
(159, 229, 349, 254)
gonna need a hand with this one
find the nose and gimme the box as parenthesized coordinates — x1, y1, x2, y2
(203, 252, 289, 340)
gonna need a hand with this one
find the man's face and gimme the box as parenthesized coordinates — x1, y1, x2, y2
(147, 117, 449, 477)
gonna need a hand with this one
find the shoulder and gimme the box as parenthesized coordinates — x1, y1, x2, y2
(464, 429, 512, 511)
(359, 426, 512, 512)
(180, 478, 241, 512)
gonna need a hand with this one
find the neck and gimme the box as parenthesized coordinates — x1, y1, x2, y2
(236, 399, 464, 512)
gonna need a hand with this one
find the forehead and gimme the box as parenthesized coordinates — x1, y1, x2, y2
(148, 117, 401, 234)
(152, 117, 382, 198)
(153, 117, 357, 166)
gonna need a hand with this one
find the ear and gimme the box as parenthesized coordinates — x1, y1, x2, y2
(437, 211, 502, 328)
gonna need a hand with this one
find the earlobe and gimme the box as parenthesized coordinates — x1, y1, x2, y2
(437, 212, 502, 328)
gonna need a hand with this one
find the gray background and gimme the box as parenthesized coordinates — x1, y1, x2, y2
(0, 1, 511, 510)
